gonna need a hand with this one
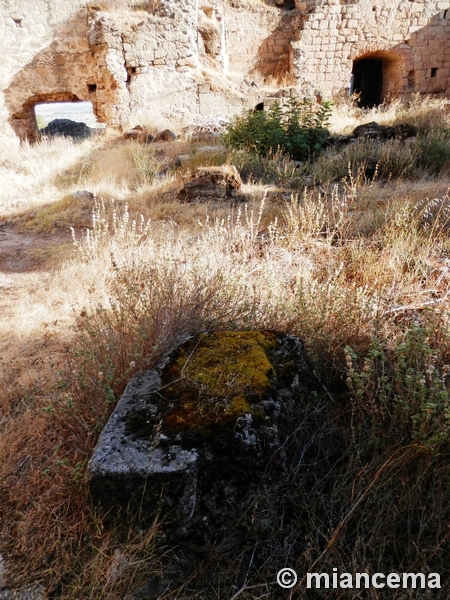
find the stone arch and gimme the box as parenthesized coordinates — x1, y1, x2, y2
(351, 51, 404, 108)
(10, 91, 104, 143)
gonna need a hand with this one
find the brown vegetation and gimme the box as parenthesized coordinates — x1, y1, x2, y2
(1, 98, 450, 598)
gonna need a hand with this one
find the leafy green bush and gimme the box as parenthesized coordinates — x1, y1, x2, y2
(223, 97, 332, 161)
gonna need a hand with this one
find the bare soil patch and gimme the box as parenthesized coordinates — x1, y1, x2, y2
(0, 224, 72, 273)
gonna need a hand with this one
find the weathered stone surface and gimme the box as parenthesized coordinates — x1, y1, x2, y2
(69, 190, 95, 201)
(39, 119, 94, 140)
(124, 125, 144, 140)
(351, 121, 417, 142)
(332, 121, 418, 148)
(353, 121, 394, 141)
(87, 370, 199, 523)
(124, 126, 155, 144)
(155, 128, 178, 142)
(0, 586, 46, 600)
(87, 331, 317, 536)
(178, 165, 242, 201)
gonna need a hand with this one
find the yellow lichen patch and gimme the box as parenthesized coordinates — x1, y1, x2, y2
(161, 331, 278, 433)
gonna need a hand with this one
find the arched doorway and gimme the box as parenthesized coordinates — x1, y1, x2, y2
(352, 58, 383, 108)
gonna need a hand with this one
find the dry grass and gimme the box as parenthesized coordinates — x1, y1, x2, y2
(330, 93, 450, 135)
(0, 137, 100, 218)
(1, 98, 450, 597)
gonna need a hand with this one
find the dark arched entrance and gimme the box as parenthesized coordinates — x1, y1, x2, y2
(352, 58, 383, 108)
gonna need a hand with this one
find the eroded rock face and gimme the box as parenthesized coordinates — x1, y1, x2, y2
(87, 331, 317, 540)
(352, 121, 418, 142)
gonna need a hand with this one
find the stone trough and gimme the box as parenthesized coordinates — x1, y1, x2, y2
(87, 330, 318, 535)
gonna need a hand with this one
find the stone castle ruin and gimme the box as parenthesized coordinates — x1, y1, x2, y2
(1, 0, 449, 143)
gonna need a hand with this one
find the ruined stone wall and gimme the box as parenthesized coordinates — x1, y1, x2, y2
(2, 0, 202, 142)
(0, 0, 88, 142)
(292, 0, 450, 102)
(1, 0, 292, 142)
(3, 0, 449, 144)
(222, 1, 297, 80)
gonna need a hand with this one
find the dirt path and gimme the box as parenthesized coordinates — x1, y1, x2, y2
(0, 224, 72, 273)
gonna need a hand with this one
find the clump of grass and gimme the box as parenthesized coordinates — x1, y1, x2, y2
(392, 94, 450, 136)
(313, 138, 421, 183)
(0, 136, 96, 217)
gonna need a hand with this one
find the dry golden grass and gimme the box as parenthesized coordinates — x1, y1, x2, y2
(0, 137, 100, 218)
(330, 93, 450, 135)
(2, 98, 450, 597)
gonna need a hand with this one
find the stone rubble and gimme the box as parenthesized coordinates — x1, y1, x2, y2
(178, 165, 242, 201)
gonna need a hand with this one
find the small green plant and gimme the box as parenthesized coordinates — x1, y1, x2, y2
(223, 97, 332, 161)
(345, 321, 450, 448)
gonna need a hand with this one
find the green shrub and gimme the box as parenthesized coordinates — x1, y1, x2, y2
(223, 97, 332, 161)
(418, 136, 450, 173)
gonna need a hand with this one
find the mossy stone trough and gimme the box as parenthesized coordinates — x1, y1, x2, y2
(86, 330, 316, 528)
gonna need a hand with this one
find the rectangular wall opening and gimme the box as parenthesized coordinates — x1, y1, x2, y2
(34, 101, 104, 130)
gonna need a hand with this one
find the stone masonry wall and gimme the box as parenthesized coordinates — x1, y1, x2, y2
(2, 0, 201, 142)
(292, 0, 450, 101)
(2, 0, 450, 144)
(1, 0, 289, 142)
(0, 0, 88, 142)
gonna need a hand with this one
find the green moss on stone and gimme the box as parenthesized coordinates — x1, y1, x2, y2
(161, 331, 278, 434)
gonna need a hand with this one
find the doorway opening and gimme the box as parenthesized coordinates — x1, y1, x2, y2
(352, 58, 383, 108)
(34, 101, 103, 131)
